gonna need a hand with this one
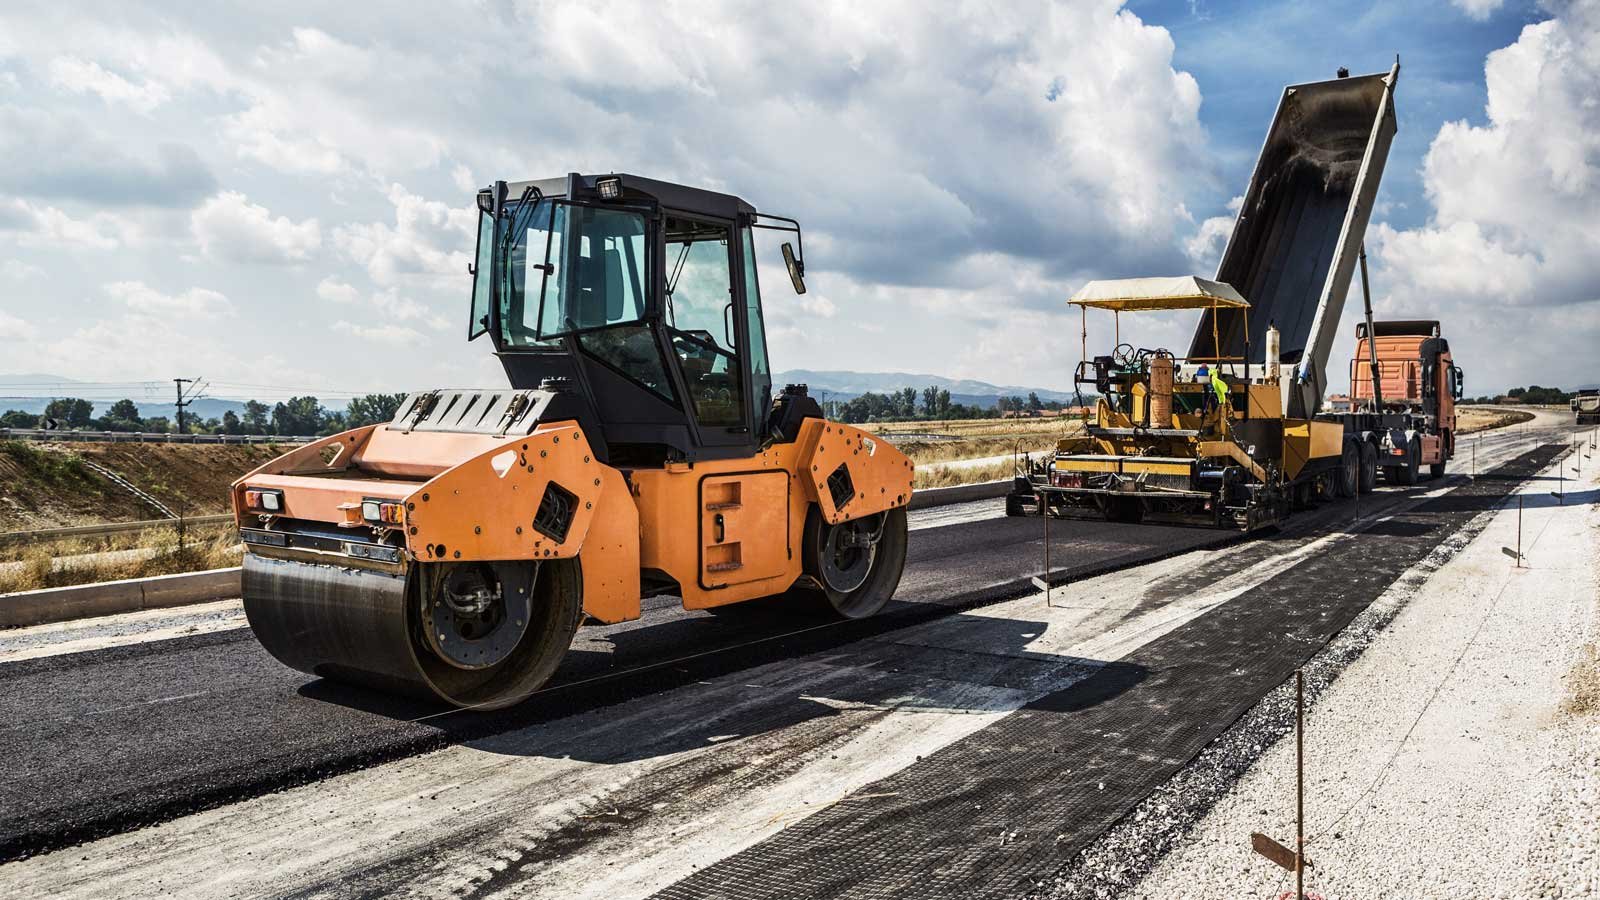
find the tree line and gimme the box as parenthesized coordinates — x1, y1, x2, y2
(1459, 385, 1584, 405)
(0, 394, 407, 436)
(830, 387, 1064, 424)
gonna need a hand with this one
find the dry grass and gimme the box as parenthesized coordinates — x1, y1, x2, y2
(1458, 406, 1537, 434)
(870, 416, 1085, 467)
(899, 434, 1065, 466)
(1563, 642, 1600, 717)
(0, 524, 241, 594)
(866, 415, 1081, 438)
(914, 460, 1017, 490)
(0, 524, 216, 563)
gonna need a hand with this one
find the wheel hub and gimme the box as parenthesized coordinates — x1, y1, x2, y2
(819, 516, 883, 593)
(424, 564, 532, 670)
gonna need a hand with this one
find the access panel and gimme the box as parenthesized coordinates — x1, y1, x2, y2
(699, 471, 790, 590)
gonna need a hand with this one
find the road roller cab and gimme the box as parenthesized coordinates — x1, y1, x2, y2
(233, 173, 915, 709)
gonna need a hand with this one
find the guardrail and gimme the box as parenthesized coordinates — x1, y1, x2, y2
(0, 568, 241, 627)
(0, 428, 315, 445)
(0, 514, 234, 548)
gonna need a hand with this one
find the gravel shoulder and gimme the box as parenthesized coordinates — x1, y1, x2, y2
(1071, 445, 1599, 898)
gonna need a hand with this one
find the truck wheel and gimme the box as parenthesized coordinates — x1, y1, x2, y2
(1429, 458, 1447, 479)
(1395, 440, 1420, 486)
(1358, 442, 1377, 494)
(803, 506, 908, 619)
(1335, 441, 1359, 498)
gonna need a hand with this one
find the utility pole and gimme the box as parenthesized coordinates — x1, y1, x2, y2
(173, 377, 206, 434)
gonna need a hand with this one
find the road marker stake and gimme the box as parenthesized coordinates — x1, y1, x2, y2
(1038, 490, 1052, 607)
(1501, 495, 1524, 567)
(1250, 670, 1311, 897)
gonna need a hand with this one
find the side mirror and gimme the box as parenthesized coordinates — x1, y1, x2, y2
(781, 242, 806, 295)
(1453, 367, 1465, 401)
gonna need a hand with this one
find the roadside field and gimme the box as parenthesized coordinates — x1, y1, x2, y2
(1458, 405, 1537, 433)
(867, 415, 1083, 475)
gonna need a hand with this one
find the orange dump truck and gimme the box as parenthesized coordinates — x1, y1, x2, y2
(1327, 319, 1465, 485)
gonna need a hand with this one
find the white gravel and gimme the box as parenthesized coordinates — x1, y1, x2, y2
(1070, 449, 1600, 898)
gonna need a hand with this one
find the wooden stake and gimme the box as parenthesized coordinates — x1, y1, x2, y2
(1296, 669, 1305, 900)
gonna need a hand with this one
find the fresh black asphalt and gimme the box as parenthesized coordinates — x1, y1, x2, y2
(0, 506, 1228, 861)
(648, 445, 1567, 900)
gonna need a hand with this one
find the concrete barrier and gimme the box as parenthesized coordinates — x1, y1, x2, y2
(908, 479, 1012, 510)
(2, 478, 1011, 627)
(0, 567, 241, 627)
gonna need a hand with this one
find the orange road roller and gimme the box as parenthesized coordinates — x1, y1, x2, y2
(232, 173, 915, 709)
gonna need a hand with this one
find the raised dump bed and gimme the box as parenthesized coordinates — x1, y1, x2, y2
(1190, 65, 1399, 418)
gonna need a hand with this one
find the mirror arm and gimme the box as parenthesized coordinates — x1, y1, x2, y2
(751, 213, 805, 272)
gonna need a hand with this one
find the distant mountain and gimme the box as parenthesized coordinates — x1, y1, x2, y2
(1, 370, 1080, 417)
(774, 369, 1076, 409)
(0, 374, 293, 420)
(0, 395, 253, 419)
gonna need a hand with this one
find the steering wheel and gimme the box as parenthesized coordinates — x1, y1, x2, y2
(1112, 343, 1137, 368)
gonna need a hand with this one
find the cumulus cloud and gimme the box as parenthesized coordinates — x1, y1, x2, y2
(315, 277, 362, 305)
(334, 320, 426, 346)
(191, 192, 321, 264)
(1184, 195, 1244, 274)
(1452, 0, 1507, 20)
(317, 277, 450, 330)
(512, 0, 1210, 289)
(47, 57, 170, 113)
(105, 280, 231, 315)
(222, 27, 448, 176)
(334, 183, 474, 284)
(1369, 1, 1600, 391)
(0, 1, 1220, 388)
(0, 310, 39, 341)
(0, 109, 217, 207)
(0, 198, 131, 249)
(105, 280, 232, 315)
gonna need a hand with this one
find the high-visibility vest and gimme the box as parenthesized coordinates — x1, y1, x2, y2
(1211, 370, 1230, 408)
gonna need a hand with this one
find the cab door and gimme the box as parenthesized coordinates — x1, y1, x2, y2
(662, 214, 758, 453)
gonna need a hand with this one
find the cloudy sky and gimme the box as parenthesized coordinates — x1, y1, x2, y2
(0, 0, 1594, 406)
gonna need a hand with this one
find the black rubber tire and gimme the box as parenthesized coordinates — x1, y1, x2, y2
(802, 506, 909, 620)
(1335, 441, 1359, 498)
(1005, 494, 1028, 517)
(1429, 459, 1446, 479)
(1395, 440, 1420, 486)
(1358, 441, 1378, 494)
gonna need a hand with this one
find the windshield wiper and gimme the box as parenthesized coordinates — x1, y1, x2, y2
(495, 185, 543, 312)
(664, 240, 694, 326)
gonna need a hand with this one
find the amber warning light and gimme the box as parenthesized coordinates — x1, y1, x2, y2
(362, 498, 405, 525)
(243, 488, 284, 513)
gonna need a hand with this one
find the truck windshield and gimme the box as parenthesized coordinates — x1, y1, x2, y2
(494, 199, 650, 348)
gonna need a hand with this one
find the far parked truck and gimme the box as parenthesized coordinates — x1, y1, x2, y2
(1573, 391, 1600, 425)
